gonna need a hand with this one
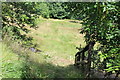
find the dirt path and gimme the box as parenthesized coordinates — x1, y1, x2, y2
(49, 55, 74, 66)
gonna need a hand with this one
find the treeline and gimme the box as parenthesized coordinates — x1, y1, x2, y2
(30, 2, 83, 19)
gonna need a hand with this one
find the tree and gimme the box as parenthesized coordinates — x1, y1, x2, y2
(2, 2, 39, 47)
(79, 2, 120, 75)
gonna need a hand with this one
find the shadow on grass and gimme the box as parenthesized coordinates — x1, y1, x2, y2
(69, 20, 82, 24)
(20, 54, 84, 79)
(1, 40, 84, 79)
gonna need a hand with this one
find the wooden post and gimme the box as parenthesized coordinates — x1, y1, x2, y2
(86, 42, 94, 77)
(81, 52, 85, 72)
(75, 54, 80, 66)
(87, 48, 92, 76)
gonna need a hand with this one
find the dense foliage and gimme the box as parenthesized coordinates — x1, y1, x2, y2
(48, 3, 67, 19)
(30, 2, 81, 19)
(79, 2, 120, 73)
(2, 2, 39, 47)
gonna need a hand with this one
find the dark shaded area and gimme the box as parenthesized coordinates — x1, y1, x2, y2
(19, 53, 120, 79)
(20, 59, 83, 79)
(74, 42, 120, 79)
(75, 41, 95, 73)
(69, 20, 81, 24)
(7, 51, 83, 79)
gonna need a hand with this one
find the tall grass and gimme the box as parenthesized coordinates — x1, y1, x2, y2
(1, 41, 23, 78)
(1, 40, 84, 78)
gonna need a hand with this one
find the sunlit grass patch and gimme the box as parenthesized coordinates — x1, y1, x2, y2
(30, 17, 85, 63)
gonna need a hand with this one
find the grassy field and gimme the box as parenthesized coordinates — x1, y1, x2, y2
(1, 18, 86, 78)
(28, 18, 85, 66)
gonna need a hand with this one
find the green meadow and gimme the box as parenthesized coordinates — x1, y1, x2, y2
(1, 18, 86, 78)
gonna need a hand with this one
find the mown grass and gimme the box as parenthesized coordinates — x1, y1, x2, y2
(28, 17, 85, 66)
